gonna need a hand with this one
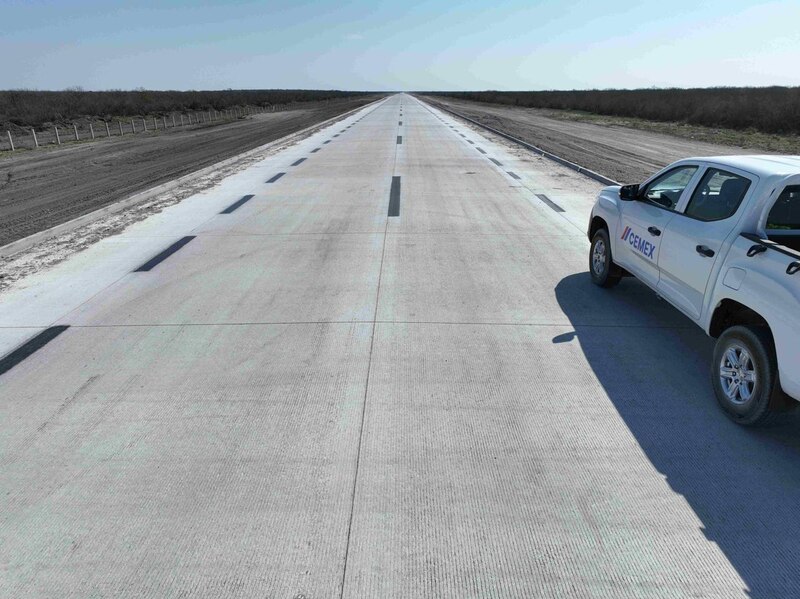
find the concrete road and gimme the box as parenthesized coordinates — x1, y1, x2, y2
(2, 94, 800, 598)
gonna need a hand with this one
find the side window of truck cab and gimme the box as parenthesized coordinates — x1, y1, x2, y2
(684, 169, 751, 222)
(766, 185, 800, 252)
(641, 165, 698, 210)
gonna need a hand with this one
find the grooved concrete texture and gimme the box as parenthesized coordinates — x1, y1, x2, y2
(2, 94, 800, 599)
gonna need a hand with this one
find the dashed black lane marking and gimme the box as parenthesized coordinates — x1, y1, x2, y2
(537, 193, 566, 213)
(291, 158, 306, 166)
(333, 134, 340, 137)
(489, 158, 503, 166)
(0, 326, 69, 378)
(467, 140, 474, 144)
(507, 171, 521, 180)
(388, 176, 401, 217)
(310, 148, 321, 153)
(267, 172, 285, 183)
(323, 140, 332, 144)
(220, 194, 255, 214)
(399, 121, 402, 126)
(135, 236, 195, 272)
(397, 136, 402, 145)
(477, 148, 487, 154)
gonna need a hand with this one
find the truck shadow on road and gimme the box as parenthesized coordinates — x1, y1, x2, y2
(555, 272, 800, 599)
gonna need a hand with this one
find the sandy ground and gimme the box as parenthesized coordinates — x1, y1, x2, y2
(0, 96, 379, 247)
(423, 96, 762, 183)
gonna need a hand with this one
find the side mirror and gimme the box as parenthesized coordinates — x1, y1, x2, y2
(619, 184, 640, 201)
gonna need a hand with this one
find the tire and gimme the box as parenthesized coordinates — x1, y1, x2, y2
(589, 228, 622, 288)
(711, 325, 783, 426)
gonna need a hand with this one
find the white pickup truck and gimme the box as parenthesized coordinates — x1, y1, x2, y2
(588, 155, 800, 425)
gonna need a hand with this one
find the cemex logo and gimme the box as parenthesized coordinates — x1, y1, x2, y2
(621, 226, 656, 259)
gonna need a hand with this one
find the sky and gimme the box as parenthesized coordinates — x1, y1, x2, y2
(1, 0, 799, 91)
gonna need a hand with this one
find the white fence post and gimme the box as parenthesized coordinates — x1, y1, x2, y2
(153, 116, 157, 130)
(105, 121, 111, 137)
(180, 114, 184, 126)
(55, 126, 61, 145)
(131, 119, 136, 133)
(172, 114, 176, 127)
(119, 121, 124, 136)
(163, 116, 167, 129)
(142, 118, 147, 132)
(31, 129, 38, 148)
(73, 124, 79, 141)
(7, 131, 14, 151)
(89, 123, 95, 140)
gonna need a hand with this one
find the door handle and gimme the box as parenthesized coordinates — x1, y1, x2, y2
(647, 226, 661, 236)
(696, 245, 715, 258)
(787, 261, 800, 275)
(747, 244, 767, 257)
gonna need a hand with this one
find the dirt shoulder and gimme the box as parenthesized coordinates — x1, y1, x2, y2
(0, 96, 380, 246)
(422, 96, 777, 184)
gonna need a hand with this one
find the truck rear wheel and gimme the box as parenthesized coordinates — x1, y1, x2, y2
(589, 229, 621, 288)
(711, 325, 783, 426)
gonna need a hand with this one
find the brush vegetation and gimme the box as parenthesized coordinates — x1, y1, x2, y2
(0, 89, 371, 129)
(427, 87, 800, 135)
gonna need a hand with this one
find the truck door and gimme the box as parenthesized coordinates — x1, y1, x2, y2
(657, 167, 755, 320)
(615, 165, 699, 289)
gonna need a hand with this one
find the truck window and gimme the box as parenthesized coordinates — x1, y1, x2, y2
(641, 165, 698, 210)
(766, 185, 800, 251)
(684, 168, 750, 222)
(767, 185, 800, 230)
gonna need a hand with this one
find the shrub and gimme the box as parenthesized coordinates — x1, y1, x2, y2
(0, 89, 370, 128)
(425, 87, 800, 134)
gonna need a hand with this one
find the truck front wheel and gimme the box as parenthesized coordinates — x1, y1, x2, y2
(589, 229, 621, 288)
(712, 325, 782, 426)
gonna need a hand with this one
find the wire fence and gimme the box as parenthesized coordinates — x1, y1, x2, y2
(1, 104, 290, 152)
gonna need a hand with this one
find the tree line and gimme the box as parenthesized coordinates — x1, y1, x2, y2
(425, 87, 800, 134)
(0, 89, 372, 129)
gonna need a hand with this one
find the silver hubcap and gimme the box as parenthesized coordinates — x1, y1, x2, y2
(592, 239, 607, 275)
(719, 344, 757, 405)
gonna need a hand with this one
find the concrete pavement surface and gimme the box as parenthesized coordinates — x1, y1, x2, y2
(2, 94, 800, 598)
